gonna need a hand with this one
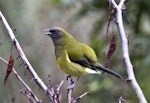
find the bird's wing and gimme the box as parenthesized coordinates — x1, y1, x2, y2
(70, 55, 97, 70)
(67, 43, 97, 70)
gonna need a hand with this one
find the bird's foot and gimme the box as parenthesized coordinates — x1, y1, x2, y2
(65, 74, 71, 80)
(65, 74, 76, 89)
(67, 82, 76, 90)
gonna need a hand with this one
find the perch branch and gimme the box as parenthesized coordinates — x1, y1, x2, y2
(109, 0, 147, 103)
(66, 76, 74, 103)
(66, 76, 88, 103)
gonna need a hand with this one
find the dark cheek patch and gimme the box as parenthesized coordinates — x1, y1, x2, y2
(51, 32, 63, 40)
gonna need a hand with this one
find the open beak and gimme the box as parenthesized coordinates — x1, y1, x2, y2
(43, 29, 51, 35)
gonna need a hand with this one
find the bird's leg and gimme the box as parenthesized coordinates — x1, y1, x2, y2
(65, 75, 79, 89)
(65, 74, 75, 89)
(65, 74, 72, 81)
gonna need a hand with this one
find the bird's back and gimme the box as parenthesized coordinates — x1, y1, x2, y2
(62, 39, 98, 64)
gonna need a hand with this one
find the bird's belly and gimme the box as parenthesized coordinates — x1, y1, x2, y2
(57, 60, 88, 77)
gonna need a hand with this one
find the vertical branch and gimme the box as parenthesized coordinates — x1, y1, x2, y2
(109, 0, 147, 103)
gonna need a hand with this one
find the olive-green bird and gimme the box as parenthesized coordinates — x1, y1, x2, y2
(45, 27, 123, 79)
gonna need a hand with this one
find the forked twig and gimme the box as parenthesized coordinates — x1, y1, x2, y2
(0, 57, 41, 103)
(108, 0, 147, 103)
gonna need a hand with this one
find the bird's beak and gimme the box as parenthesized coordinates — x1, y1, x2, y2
(43, 29, 51, 35)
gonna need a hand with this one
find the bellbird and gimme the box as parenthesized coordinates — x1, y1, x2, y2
(45, 27, 123, 79)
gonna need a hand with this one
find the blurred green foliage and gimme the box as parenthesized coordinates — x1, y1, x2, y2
(0, 0, 150, 103)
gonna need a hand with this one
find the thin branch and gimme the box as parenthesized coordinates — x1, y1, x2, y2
(0, 11, 54, 102)
(109, 0, 117, 8)
(118, 96, 126, 103)
(66, 76, 74, 103)
(109, 0, 147, 103)
(118, 0, 126, 8)
(73, 92, 89, 103)
(56, 80, 64, 102)
(19, 89, 34, 103)
(0, 57, 41, 103)
(66, 76, 88, 103)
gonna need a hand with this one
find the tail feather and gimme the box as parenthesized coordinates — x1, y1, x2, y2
(95, 66, 123, 79)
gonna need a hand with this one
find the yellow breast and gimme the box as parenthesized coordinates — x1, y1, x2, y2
(56, 50, 88, 77)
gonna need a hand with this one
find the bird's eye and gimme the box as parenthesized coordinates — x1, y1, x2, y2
(49, 29, 62, 39)
(49, 30, 58, 34)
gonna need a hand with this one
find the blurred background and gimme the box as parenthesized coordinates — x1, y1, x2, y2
(0, 0, 150, 103)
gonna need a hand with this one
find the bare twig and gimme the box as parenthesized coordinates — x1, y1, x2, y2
(66, 76, 74, 103)
(66, 76, 88, 103)
(118, 96, 126, 103)
(0, 11, 54, 102)
(19, 89, 35, 103)
(48, 75, 64, 103)
(108, 0, 147, 103)
(0, 57, 41, 103)
(56, 80, 64, 102)
(72, 92, 89, 103)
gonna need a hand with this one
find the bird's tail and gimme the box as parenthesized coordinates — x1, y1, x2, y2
(95, 65, 123, 79)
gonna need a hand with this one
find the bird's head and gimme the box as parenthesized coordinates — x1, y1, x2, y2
(44, 27, 65, 40)
(44, 27, 75, 46)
